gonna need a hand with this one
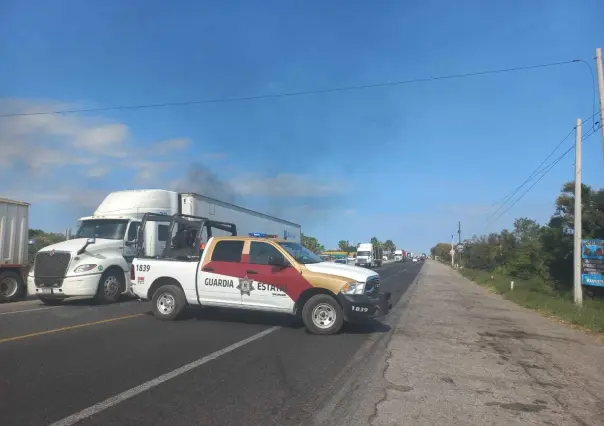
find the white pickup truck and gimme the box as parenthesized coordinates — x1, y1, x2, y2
(130, 214, 391, 335)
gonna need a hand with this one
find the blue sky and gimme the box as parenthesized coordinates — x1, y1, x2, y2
(1, 0, 603, 253)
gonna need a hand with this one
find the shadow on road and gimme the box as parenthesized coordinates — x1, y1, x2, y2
(342, 319, 391, 334)
(164, 307, 391, 335)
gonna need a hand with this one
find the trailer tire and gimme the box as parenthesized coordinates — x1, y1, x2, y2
(301, 294, 344, 335)
(95, 269, 123, 304)
(0, 270, 25, 301)
(151, 285, 187, 321)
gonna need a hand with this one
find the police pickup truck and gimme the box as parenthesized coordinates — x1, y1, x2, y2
(130, 214, 391, 335)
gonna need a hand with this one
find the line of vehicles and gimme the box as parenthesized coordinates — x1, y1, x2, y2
(0, 190, 391, 335)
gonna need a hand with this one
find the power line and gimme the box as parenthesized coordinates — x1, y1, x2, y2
(484, 127, 575, 223)
(485, 108, 603, 223)
(489, 129, 597, 224)
(0, 59, 582, 118)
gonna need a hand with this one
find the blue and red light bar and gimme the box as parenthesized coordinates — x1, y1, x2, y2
(249, 232, 279, 238)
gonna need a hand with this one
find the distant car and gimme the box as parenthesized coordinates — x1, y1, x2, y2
(334, 258, 347, 264)
(347, 256, 355, 262)
(412, 258, 418, 263)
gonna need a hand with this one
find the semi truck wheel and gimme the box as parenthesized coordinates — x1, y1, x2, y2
(95, 270, 123, 304)
(301, 294, 344, 335)
(151, 285, 186, 321)
(0, 270, 25, 301)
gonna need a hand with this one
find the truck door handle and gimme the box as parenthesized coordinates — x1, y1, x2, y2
(246, 269, 258, 274)
(203, 266, 215, 272)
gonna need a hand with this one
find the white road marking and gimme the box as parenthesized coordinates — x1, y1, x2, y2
(0, 306, 63, 316)
(382, 268, 409, 282)
(49, 326, 280, 426)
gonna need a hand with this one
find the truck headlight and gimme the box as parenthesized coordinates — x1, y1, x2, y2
(73, 264, 98, 273)
(340, 282, 365, 295)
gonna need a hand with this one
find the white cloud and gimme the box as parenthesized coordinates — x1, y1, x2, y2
(73, 123, 129, 156)
(86, 166, 110, 178)
(0, 98, 188, 208)
(231, 173, 348, 197)
(0, 99, 131, 170)
(129, 160, 175, 183)
(152, 138, 191, 154)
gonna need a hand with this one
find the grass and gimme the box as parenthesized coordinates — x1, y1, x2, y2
(460, 268, 604, 335)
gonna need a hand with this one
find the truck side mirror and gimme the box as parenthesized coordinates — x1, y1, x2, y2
(77, 237, 96, 255)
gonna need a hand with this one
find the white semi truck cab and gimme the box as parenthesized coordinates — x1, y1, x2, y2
(28, 190, 179, 304)
(355, 243, 383, 268)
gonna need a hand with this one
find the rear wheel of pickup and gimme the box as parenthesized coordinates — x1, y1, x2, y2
(95, 269, 123, 304)
(152, 285, 186, 321)
(0, 270, 25, 301)
(302, 294, 344, 335)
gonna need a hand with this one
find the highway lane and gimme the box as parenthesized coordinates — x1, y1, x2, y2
(0, 261, 422, 426)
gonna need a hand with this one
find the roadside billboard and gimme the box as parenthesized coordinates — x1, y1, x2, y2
(581, 239, 604, 288)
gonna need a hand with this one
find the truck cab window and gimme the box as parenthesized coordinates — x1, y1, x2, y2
(211, 240, 244, 262)
(158, 225, 169, 242)
(249, 242, 284, 265)
(127, 222, 140, 241)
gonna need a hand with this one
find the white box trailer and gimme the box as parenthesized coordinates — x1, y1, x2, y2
(0, 197, 30, 300)
(180, 193, 301, 243)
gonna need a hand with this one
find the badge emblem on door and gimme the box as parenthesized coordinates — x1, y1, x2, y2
(237, 275, 255, 296)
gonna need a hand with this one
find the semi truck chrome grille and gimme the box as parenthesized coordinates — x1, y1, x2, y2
(34, 251, 71, 286)
(365, 276, 380, 297)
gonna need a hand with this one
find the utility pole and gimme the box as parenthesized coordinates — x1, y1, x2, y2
(596, 48, 604, 162)
(451, 233, 455, 268)
(574, 118, 583, 306)
(457, 221, 462, 265)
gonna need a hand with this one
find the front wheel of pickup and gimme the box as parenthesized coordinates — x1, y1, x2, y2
(302, 294, 344, 335)
(152, 285, 186, 321)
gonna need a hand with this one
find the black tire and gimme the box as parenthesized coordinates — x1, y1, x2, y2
(38, 297, 64, 306)
(95, 269, 124, 304)
(151, 285, 187, 321)
(301, 294, 344, 335)
(0, 270, 25, 301)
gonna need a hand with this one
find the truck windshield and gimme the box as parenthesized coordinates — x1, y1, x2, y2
(76, 219, 128, 240)
(357, 251, 371, 256)
(279, 242, 322, 264)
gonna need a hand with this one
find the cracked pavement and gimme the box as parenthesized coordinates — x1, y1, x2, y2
(316, 260, 604, 426)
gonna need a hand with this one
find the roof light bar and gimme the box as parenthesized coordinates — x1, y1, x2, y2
(249, 232, 279, 238)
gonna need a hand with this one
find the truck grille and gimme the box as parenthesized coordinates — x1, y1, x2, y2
(34, 251, 71, 287)
(365, 276, 380, 297)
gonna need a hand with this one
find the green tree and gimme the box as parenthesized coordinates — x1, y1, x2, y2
(301, 233, 323, 254)
(338, 240, 350, 252)
(370, 237, 381, 247)
(431, 242, 453, 262)
(431, 180, 604, 293)
(383, 239, 396, 253)
(28, 229, 66, 252)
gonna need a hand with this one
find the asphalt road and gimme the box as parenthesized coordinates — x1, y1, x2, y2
(0, 261, 422, 426)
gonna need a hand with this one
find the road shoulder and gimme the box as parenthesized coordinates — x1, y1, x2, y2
(312, 262, 426, 426)
(364, 260, 604, 425)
